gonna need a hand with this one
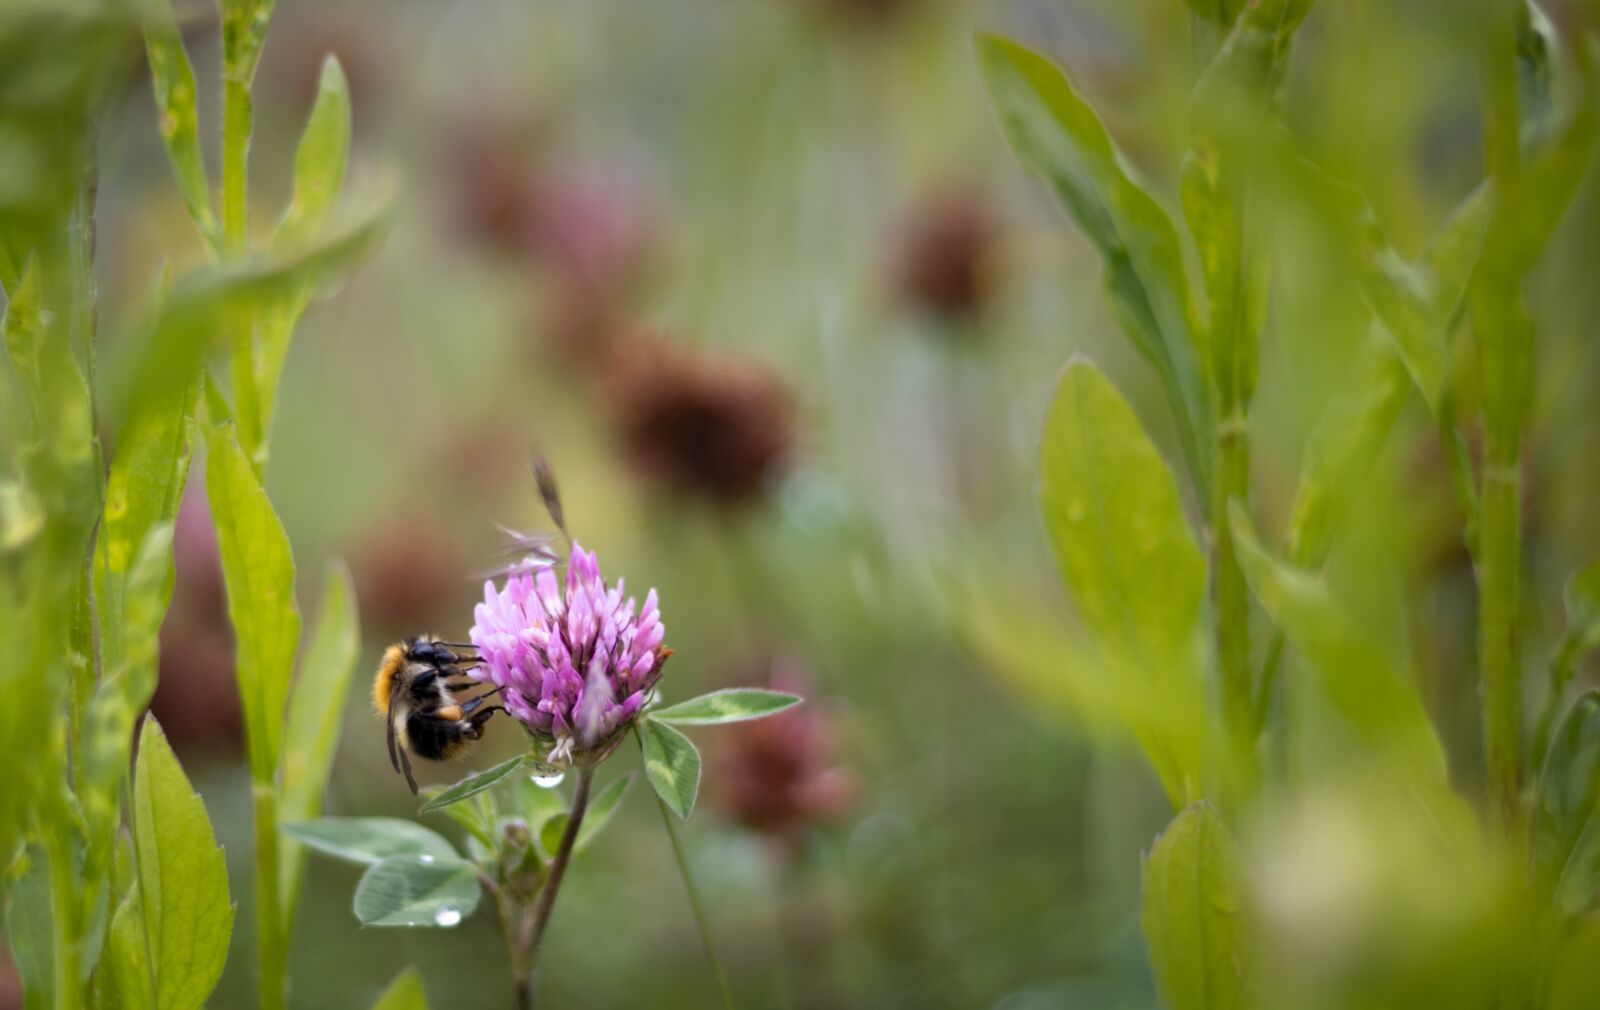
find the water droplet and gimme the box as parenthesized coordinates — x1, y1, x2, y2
(434, 907, 462, 927)
(417, 854, 435, 864)
(530, 771, 566, 788)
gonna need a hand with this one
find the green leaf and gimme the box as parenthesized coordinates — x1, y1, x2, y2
(80, 526, 176, 897)
(538, 773, 634, 858)
(1040, 359, 1206, 668)
(1230, 504, 1448, 790)
(273, 56, 350, 253)
(1284, 340, 1409, 566)
(1140, 802, 1253, 1010)
(371, 967, 430, 1010)
(205, 420, 301, 781)
(131, 718, 234, 1010)
(418, 754, 543, 814)
(652, 689, 803, 726)
(282, 818, 459, 866)
(100, 885, 152, 1010)
(142, 0, 218, 247)
(640, 719, 702, 820)
(977, 33, 1212, 496)
(1035, 358, 1208, 803)
(1562, 560, 1600, 659)
(255, 56, 353, 449)
(2, 259, 94, 469)
(1533, 691, 1600, 915)
(105, 193, 393, 429)
(280, 559, 361, 925)
(6, 848, 55, 1007)
(352, 855, 481, 928)
(97, 375, 197, 670)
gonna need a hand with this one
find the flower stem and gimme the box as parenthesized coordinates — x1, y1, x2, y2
(252, 782, 286, 1010)
(519, 764, 595, 1002)
(654, 790, 737, 1010)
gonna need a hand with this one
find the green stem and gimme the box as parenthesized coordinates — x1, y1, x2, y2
(252, 782, 286, 1010)
(1214, 418, 1257, 797)
(654, 790, 736, 1010)
(221, 80, 251, 255)
(524, 765, 593, 967)
(1479, 460, 1522, 831)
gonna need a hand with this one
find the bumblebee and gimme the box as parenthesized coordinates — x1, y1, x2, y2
(374, 635, 503, 793)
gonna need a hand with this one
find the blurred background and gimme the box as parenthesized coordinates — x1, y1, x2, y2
(8, 0, 1600, 1007)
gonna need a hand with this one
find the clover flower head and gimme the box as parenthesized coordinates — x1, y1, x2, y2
(469, 543, 667, 765)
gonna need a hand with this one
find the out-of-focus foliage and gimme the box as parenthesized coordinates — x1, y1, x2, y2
(7, 0, 1600, 1006)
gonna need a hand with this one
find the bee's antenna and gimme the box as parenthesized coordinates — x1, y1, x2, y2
(531, 450, 569, 542)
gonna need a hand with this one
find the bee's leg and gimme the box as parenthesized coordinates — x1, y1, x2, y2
(398, 746, 418, 795)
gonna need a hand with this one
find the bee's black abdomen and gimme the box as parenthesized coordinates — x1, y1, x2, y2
(405, 710, 468, 761)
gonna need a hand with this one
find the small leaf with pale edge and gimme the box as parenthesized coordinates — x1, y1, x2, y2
(538, 773, 634, 858)
(284, 818, 458, 865)
(652, 689, 802, 726)
(371, 967, 430, 1010)
(418, 754, 537, 813)
(640, 719, 701, 819)
(353, 855, 480, 928)
(1140, 802, 1253, 1010)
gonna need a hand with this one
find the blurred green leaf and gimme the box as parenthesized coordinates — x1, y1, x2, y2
(96, 376, 196, 670)
(6, 849, 54, 1007)
(417, 755, 544, 814)
(1562, 560, 1600, 659)
(537, 773, 633, 859)
(142, 0, 218, 248)
(1140, 802, 1253, 1010)
(107, 194, 393, 427)
(353, 855, 480, 928)
(280, 559, 360, 926)
(1285, 341, 1409, 566)
(652, 689, 802, 726)
(131, 718, 233, 1010)
(1036, 358, 1207, 804)
(2, 259, 93, 468)
(205, 420, 300, 781)
(977, 33, 1212, 495)
(283, 818, 459, 866)
(1230, 505, 1448, 790)
(79, 526, 174, 898)
(1533, 691, 1600, 915)
(640, 719, 701, 820)
(371, 967, 430, 1010)
(1039, 359, 1206, 668)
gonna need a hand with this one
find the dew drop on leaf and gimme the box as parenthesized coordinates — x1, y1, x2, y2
(418, 854, 434, 864)
(531, 771, 565, 788)
(434, 907, 462, 927)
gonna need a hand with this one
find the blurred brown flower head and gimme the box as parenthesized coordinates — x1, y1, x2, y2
(349, 514, 474, 639)
(891, 186, 1001, 322)
(443, 114, 545, 257)
(152, 485, 242, 754)
(712, 658, 857, 847)
(607, 336, 798, 508)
